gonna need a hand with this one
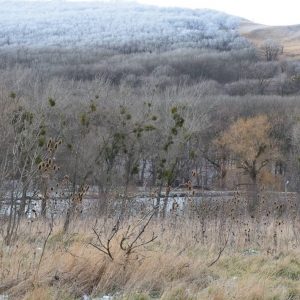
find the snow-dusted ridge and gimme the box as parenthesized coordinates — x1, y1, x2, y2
(0, 1, 249, 52)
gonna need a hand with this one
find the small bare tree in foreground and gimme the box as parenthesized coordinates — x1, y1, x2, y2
(89, 207, 158, 267)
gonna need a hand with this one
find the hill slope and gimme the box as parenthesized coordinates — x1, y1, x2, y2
(0, 1, 248, 52)
(239, 21, 300, 60)
(1, 1, 300, 58)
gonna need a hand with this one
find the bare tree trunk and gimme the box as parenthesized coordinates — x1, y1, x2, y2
(19, 178, 29, 216)
(63, 203, 72, 233)
(162, 187, 170, 219)
(155, 184, 163, 217)
(41, 177, 48, 217)
(5, 190, 19, 246)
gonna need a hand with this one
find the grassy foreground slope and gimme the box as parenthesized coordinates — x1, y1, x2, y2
(2, 190, 300, 300)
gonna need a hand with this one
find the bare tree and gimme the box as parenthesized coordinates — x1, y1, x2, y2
(259, 39, 283, 61)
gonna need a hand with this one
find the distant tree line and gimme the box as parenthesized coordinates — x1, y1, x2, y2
(1, 73, 300, 197)
(0, 37, 298, 96)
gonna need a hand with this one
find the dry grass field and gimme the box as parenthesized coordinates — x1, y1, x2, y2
(2, 189, 300, 300)
(239, 21, 300, 60)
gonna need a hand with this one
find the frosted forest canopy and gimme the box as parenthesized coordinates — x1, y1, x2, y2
(0, 1, 249, 52)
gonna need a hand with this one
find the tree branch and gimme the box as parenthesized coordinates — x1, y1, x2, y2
(207, 236, 228, 267)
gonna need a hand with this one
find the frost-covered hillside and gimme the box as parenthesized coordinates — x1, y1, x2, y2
(0, 1, 250, 52)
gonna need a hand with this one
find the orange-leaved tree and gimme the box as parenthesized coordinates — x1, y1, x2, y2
(214, 115, 282, 187)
